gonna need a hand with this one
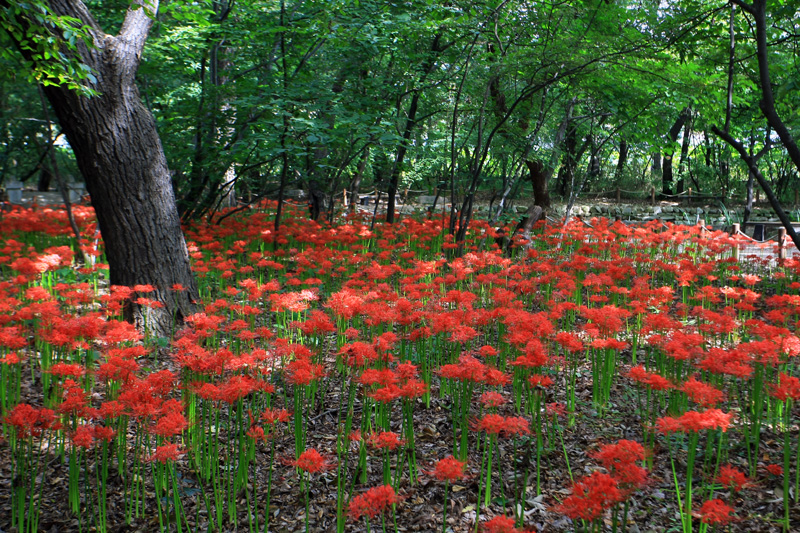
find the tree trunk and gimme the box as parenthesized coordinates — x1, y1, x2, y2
(614, 138, 628, 184)
(526, 159, 551, 209)
(743, 171, 755, 224)
(676, 117, 692, 194)
(662, 108, 690, 195)
(18, 1, 199, 336)
(349, 147, 369, 213)
(557, 122, 578, 197)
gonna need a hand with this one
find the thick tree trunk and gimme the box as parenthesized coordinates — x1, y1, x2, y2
(526, 159, 551, 209)
(26, 1, 199, 336)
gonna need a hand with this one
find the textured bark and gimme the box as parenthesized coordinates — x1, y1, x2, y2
(13, 1, 199, 336)
(525, 159, 551, 209)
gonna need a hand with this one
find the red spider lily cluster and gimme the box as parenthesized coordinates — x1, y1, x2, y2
(0, 201, 798, 533)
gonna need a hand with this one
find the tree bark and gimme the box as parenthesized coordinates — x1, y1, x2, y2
(614, 138, 628, 184)
(11, 0, 199, 336)
(526, 159, 550, 209)
(662, 108, 689, 195)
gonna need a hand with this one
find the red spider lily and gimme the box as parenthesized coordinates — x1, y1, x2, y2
(656, 409, 733, 434)
(292, 310, 335, 336)
(148, 443, 184, 463)
(481, 515, 522, 533)
(261, 407, 291, 425)
(479, 345, 498, 357)
(440, 355, 487, 383)
(556, 471, 623, 521)
(716, 464, 750, 492)
(98, 400, 126, 419)
(625, 365, 673, 391)
(359, 368, 397, 387)
(341, 342, 379, 367)
(698, 499, 735, 525)
(368, 431, 404, 451)
(97, 356, 139, 383)
(553, 331, 584, 353)
(592, 440, 648, 490)
(396, 362, 418, 380)
(546, 402, 567, 418)
(368, 385, 401, 403)
(528, 375, 553, 388)
(47, 363, 85, 378)
(93, 425, 116, 442)
(325, 289, 364, 320)
(1, 351, 22, 364)
(348, 484, 399, 521)
(151, 406, 188, 437)
(399, 378, 427, 399)
(286, 357, 325, 386)
(215, 375, 266, 404)
(474, 414, 530, 437)
(770, 373, 800, 402)
(765, 464, 783, 476)
(71, 425, 96, 449)
(480, 391, 506, 408)
(431, 455, 466, 483)
(292, 448, 333, 474)
(247, 425, 266, 441)
(680, 376, 725, 407)
(58, 381, 91, 417)
(698, 347, 753, 379)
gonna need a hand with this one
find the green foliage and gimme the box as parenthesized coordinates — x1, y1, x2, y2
(2, 0, 799, 215)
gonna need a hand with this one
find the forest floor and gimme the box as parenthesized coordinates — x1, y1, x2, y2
(1, 201, 799, 533)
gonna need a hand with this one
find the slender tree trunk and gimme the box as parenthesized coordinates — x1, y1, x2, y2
(743, 171, 755, 224)
(662, 108, 690, 195)
(614, 138, 628, 184)
(676, 117, 692, 194)
(349, 147, 369, 213)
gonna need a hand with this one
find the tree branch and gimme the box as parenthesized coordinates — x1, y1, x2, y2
(117, 0, 159, 62)
(712, 125, 800, 252)
(729, 0, 754, 15)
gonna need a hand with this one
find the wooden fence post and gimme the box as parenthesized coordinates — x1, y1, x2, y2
(779, 227, 787, 260)
(650, 186, 656, 205)
(732, 223, 740, 261)
(687, 187, 692, 205)
(616, 187, 621, 203)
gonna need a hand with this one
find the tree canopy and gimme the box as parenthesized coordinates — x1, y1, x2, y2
(2, 0, 800, 228)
